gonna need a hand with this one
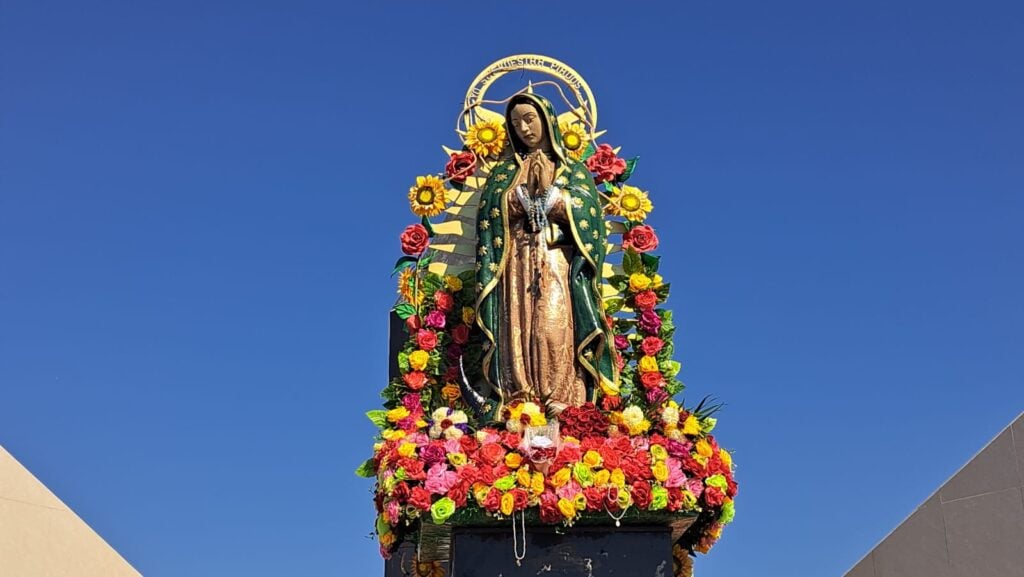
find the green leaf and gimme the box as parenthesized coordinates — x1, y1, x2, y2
(622, 249, 642, 275)
(394, 303, 416, 320)
(640, 253, 660, 273)
(421, 215, 435, 237)
(366, 410, 389, 428)
(355, 458, 377, 478)
(391, 256, 417, 276)
(604, 298, 624, 315)
(617, 157, 639, 183)
(579, 141, 597, 162)
(418, 252, 433, 269)
(608, 275, 630, 292)
(654, 283, 671, 300)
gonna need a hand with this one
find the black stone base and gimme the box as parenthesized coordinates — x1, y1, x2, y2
(449, 526, 672, 577)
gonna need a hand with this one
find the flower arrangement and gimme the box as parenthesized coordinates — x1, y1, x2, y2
(362, 122, 736, 577)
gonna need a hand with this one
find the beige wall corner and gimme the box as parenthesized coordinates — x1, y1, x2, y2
(0, 445, 142, 577)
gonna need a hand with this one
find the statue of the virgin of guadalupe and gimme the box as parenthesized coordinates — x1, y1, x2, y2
(472, 93, 618, 416)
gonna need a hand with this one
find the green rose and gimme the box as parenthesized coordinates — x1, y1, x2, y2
(431, 497, 456, 525)
(394, 467, 408, 481)
(705, 474, 728, 490)
(650, 486, 668, 511)
(719, 499, 735, 524)
(494, 474, 516, 492)
(573, 463, 594, 487)
(700, 417, 717, 433)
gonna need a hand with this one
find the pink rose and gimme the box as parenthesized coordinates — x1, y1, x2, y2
(424, 463, 458, 495)
(638, 310, 662, 334)
(424, 310, 446, 329)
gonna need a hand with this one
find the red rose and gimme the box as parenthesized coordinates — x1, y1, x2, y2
(583, 487, 605, 511)
(451, 324, 470, 344)
(433, 291, 454, 313)
(666, 487, 684, 512)
(601, 395, 623, 411)
(585, 143, 627, 184)
(501, 432, 522, 450)
(403, 370, 428, 391)
(511, 488, 529, 511)
(458, 435, 479, 455)
(445, 151, 477, 183)
(478, 443, 506, 466)
(640, 371, 665, 389)
(631, 481, 652, 509)
(391, 481, 410, 503)
(640, 336, 664, 356)
(447, 479, 470, 507)
(704, 486, 726, 507)
(405, 315, 421, 332)
(634, 290, 658, 311)
(416, 330, 438, 351)
(621, 460, 644, 483)
(483, 488, 501, 512)
(539, 491, 561, 523)
(400, 224, 430, 255)
(399, 458, 426, 480)
(622, 225, 659, 253)
(598, 445, 622, 470)
(409, 487, 432, 511)
(727, 477, 738, 498)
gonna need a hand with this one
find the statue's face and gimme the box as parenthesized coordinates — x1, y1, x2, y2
(510, 102, 547, 151)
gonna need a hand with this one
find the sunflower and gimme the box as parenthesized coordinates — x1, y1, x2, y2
(397, 267, 424, 305)
(465, 121, 506, 157)
(408, 175, 449, 217)
(606, 185, 653, 222)
(559, 122, 590, 160)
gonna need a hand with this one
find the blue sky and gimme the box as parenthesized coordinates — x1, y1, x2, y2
(2, 1, 1022, 576)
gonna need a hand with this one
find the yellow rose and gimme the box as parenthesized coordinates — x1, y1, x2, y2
(616, 487, 632, 509)
(531, 472, 545, 496)
(408, 350, 429, 371)
(610, 468, 626, 488)
(441, 383, 461, 402)
(638, 355, 660, 373)
(501, 492, 515, 516)
(505, 453, 523, 469)
(574, 492, 587, 511)
(652, 461, 669, 482)
(462, 306, 475, 325)
(696, 439, 713, 458)
(720, 449, 733, 471)
(681, 414, 701, 436)
(516, 467, 531, 488)
(557, 498, 577, 520)
(387, 407, 410, 423)
(379, 531, 396, 548)
(593, 469, 611, 487)
(448, 452, 467, 466)
(652, 273, 663, 288)
(629, 273, 652, 292)
(381, 429, 406, 441)
(583, 450, 603, 468)
(397, 442, 416, 458)
(445, 275, 463, 292)
(472, 482, 489, 505)
(550, 468, 571, 488)
(650, 444, 668, 461)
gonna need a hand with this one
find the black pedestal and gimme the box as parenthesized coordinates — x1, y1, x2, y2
(449, 526, 672, 577)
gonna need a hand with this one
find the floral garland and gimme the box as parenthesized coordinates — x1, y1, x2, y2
(360, 122, 736, 577)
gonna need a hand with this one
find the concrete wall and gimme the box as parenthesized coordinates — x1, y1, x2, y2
(845, 413, 1024, 577)
(0, 446, 142, 577)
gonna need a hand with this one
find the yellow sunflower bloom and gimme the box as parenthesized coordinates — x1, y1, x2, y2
(559, 122, 590, 160)
(408, 175, 449, 217)
(465, 121, 506, 157)
(397, 267, 424, 306)
(606, 185, 653, 222)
